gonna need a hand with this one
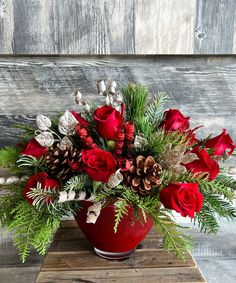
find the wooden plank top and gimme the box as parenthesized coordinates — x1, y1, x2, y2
(35, 220, 207, 283)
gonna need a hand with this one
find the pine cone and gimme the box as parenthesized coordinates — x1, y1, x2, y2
(124, 156, 162, 196)
(45, 144, 81, 181)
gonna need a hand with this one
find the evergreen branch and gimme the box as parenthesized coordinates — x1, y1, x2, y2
(194, 204, 220, 234)
(0, 147, 20, 168)
(146, 130, 189, 156)
(114, 199, 128, 233)
(64, 174, 91, 192)
(122, 84, 150, 135)
(7, 201, 61, 262)
(203, 193, 236, 220)
(145, 91, 168, 127)
(16, 155, 46, 172)
(26, 182, 58, 210)
(150, 211, 193, 260)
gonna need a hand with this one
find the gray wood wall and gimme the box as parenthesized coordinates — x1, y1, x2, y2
(0, 56, 235, 168)
(1, 0, 236, 54)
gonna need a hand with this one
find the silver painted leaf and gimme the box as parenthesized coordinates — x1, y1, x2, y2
(36, 114, 52, 131)
(35, 131, 54, 147)
(58, 136, 73, 150)
(58, 110, 78, 135)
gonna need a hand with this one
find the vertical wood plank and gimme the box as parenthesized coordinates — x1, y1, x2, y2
(0, 0, 14, 53)
(194, 0, 236, 54)
(135, 0, 196, 54)
(4, 0, 136, 54)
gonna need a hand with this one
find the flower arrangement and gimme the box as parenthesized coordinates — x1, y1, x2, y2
(0, 81, 235, 262)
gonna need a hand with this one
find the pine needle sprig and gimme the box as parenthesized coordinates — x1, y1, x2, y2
(145, 91, 168, 128)
(203, 193, 236, 220)
(7, 201, 61, 262)
(16, 155, 46, 172)
(26, 182, 59, 210)
(122, 84, 151, 135)
(64, 175, 91, 192)
(0, 147, 20, 168)
(114, 199, 128, 233)
(194, 204, 220, 235)
(146, 130, 189, 156)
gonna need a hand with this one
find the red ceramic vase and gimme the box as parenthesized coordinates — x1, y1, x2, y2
(74, 201, 153, 259)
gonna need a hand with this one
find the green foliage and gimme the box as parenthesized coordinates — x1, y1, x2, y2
(203, 193, 236, 220)
(0, 146, 20, 168)
(114, 199, 128, 233)
(0, 182, 25, 227)
(17, 155, 46, 173)
(145, 130, 188, 157)
(151, 210, 193, 260)
(14, 123, 36, 141)
(122, 84, 149, 121)
(122, 84, 152, 135)
(145, 91, 168, 128)
(64, 174, 91, 192)
(7, 201, 61, 263)
(194, 204, 220, 235)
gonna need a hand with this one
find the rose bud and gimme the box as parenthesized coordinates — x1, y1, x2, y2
(22, 172, 60, 205)
(161, 109, 190, 132)
(81, 148, 117, 182)
(205, 129, 236, 156)
(160, 182, 204, 218)
(183, 147, 219, 180)
(94, 105, 123, 140)
(21, 138, 48, 158)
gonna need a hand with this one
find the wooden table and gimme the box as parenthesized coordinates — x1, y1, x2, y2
(35, 220, 206, 283)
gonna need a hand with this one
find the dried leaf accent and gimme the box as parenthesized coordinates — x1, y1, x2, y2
(86, 202, 102, 224)
(158, 144, 197, 175)
(74, 90, 83, 105)
(58, 110, 78, 135)
(35, 132, 54, 147)
(36, 114, 52, 131)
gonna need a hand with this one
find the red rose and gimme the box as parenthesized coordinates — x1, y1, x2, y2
(160, 183, 204, 218)
(94, 105, 123, 140)
(81, 148, 117, 182)
(161, 109, 190, 131)
(71, 111, 89, 128)
(183, 147, 219, 180)
(21, 138, 48, 158)
(22, 172, 60, 205)
(205, 129, 236, 156)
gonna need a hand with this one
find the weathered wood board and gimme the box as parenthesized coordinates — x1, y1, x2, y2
(35, 220, 206, 283)
(0, 0, 236, 54)
(0, 56, 235, 166)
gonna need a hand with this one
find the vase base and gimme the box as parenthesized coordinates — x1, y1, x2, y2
(94, 247, 135, 260)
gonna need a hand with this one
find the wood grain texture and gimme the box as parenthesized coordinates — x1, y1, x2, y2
(194, 0, 236, 54)
(135, 0, 196, 54)
(0, 56, 235, 167)
(0, 0, 236, 54)
(35, 220, 206, 283)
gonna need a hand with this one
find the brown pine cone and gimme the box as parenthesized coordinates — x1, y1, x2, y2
(45, 144, 81, 181)
(124, 156, 162, 196)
